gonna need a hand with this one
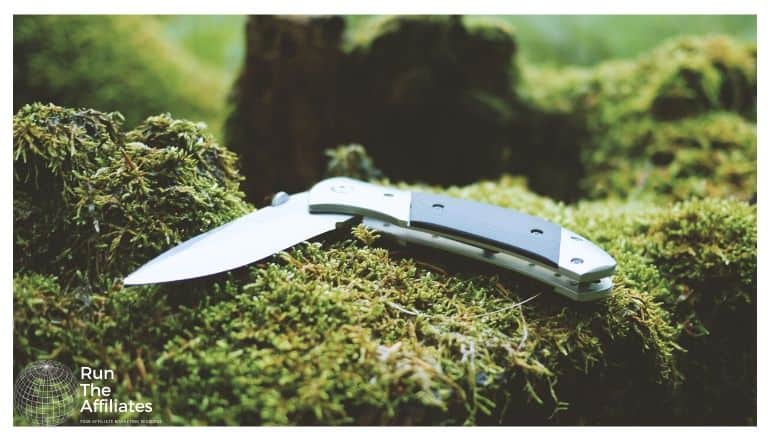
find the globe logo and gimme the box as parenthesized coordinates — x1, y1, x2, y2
(14, 360, 78, 426)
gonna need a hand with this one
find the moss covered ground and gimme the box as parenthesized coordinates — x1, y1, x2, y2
(14, 102, 755, 425)
(13, 17, 756, 426)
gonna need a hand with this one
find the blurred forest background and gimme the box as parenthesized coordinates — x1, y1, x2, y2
(14, 14, 756, 202)
(162, 15, 757, 77)
(164, 15, 757, 90)
(15, 15, 756, 139)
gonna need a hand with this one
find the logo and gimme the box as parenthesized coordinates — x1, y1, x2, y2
(14, 360, 78, 426)
(15, 361, 158, 426)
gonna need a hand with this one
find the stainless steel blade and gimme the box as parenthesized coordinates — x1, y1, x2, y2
(123, 192, 352, 285)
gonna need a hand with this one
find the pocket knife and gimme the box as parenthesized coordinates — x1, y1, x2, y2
(124, 178, 616, 301)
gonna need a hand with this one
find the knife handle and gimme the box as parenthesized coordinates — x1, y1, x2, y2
(309, 178, 615, 281)
(410, 192, 561, 267)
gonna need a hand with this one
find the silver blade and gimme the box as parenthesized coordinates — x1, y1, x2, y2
(123, 192, 353, 285)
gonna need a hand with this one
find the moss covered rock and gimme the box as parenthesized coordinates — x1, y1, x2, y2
(13, 16, 227, 131)
(578, 112, 756, 200)
(14, 191, 755, 425)
(13, 104, 756, 424)
(519, 35, 757, 201)
(13, 103, 250, 285)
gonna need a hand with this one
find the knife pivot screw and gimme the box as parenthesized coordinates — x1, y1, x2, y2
(271, 191, 290, 206)
(432, 203, 444, 209)
(570, 258, 584, 265)
(530, 229, 543, 236)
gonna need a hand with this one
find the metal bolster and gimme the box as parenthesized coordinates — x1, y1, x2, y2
(557, 228, 617, 282)
(308, 177, 412, 225)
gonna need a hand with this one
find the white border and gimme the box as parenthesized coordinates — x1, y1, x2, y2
(2, 0, 768, 14)
(2, 1, 765, 439)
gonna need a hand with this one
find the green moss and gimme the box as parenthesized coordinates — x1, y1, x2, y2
(643, 198, 757, 310)
(13, 16, 227, 132)
(15, 176, 755, 424)
(324, 144, 384, 181)
(156, 233, 678, 425)
(13, 226, 681, 425)
(519, 35, 756, 201)
(13, 108, 756, 423)
(584, 112, 756, 200)
(523, 35, 756, 122)
(13, 103, 250, 284)
(640, 199, 757, 423)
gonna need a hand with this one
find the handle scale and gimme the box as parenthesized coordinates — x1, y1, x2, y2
(409, 192, 561, 267)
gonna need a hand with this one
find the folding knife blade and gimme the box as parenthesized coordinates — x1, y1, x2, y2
(123, 192, 352, 285)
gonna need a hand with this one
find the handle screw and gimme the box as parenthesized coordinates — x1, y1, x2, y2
(271, 191, 290, 206)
